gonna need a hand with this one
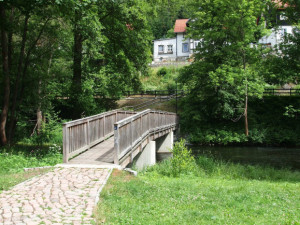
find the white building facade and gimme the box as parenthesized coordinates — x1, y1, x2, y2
(153, 19, 199, 62)
(153, 4, 294, 62)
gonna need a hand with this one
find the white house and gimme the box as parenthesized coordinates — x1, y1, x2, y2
(258, 1, 294, 47)
(153, 1, 294, 62)
(153, 19, 199, 62)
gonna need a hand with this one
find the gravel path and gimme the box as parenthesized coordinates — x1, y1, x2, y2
(0, 167, 112, 225)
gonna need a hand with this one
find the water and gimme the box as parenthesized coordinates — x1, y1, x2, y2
(191, 146, 300, 170)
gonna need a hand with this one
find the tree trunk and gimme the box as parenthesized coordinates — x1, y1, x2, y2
(73, 30, 83, 92)
(8, 8, 14, 70)
(71, 9, 83, 118)
(245, 83, 249, 136)
(73, 8, 83, 92)
(242, 48, 249, 137)
(8, 13, 30, 141)
(0, 4, 10, 146)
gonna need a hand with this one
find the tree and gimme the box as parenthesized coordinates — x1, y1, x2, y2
(0, 2, 10, 145)
(0, 0, 153, 145)
(180, 0, 268, 136)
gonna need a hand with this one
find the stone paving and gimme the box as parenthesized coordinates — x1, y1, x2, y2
(0, 167, 112, 225)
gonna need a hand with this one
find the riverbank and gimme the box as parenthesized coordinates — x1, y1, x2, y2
(97, 141, 300, 224)
(97, 157, 300, 224)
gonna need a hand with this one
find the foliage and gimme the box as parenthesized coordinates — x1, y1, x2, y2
(147, 139, 196, 177)
(0, 0, 153, 145)
(170, 139, 196, 176)
(284, 105, 300, 118)
(181, 96, 300, 146)
(156, 67, 168, 76)
(263, 27, 300, 84)
(178, 0, 299, 141)
(144, 0, 194, 39)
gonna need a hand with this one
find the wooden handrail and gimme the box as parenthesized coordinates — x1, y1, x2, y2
(63, 110, 136, 163)
(114, 109, 178, 164)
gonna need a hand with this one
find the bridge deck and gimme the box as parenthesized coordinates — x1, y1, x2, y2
(68, 137, 115, 165)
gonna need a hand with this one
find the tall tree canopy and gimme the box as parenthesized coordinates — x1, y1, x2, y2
(179, 0, 269, 136)
(0, 0, 152, 145)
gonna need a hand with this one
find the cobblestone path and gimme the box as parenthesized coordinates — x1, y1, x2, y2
(0, 167, 112, 225)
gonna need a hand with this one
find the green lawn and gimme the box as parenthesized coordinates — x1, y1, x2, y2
(97, 162, 300, 224)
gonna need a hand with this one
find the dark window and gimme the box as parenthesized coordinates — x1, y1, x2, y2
(167, 45, 173, 53)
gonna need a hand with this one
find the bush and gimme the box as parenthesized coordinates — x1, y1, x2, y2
(145, 139, 197, 177)
(171, 139, 197, 176)
(157, 67, 168, 76)
(21, 112, 63, 146)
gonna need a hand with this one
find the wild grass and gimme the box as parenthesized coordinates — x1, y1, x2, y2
(141, 66, 185, 90)
(0, 144, 62, 191)
(97, 141, 300, 224)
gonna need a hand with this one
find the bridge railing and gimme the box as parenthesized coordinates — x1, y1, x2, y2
(63, 110, 136, 163)
(114, 109, 178, 164)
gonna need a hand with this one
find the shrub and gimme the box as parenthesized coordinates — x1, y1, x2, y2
(144, 139, 197, 177)
(170, 139, 197, 177)
(22, 112, 63, 146)
(157, 67, 168, 76)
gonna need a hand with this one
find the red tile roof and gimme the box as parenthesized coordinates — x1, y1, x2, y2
(273, 0, 289, 9)
(174, 19, 189, 33)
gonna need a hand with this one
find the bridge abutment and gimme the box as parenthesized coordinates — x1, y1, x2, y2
(134, 132, 174, 170)
(135, 141, 156, 170)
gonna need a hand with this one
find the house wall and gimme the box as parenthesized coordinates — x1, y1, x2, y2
(258, 25, 293, 46)
(176, 33, 190, 60)
(153, 38, 177, 62)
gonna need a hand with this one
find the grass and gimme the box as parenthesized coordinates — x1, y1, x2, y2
(141, 66, 185, 90)
(118, 98, 177, 113)
(0, 144, 62, 191)
(97, 157, 300, 224)
(0, 168, 52, 192)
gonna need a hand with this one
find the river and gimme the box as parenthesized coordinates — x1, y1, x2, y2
(191, 146, 300, 170)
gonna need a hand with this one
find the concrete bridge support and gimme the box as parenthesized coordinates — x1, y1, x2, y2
(135, 132, 174, 170)
(156, 132, 174, 161)
(135, 141, 156, 170)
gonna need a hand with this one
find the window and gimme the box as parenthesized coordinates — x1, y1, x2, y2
(158, 45, 164, 53)
(167, 45, 173, 53)
(279, 12, 287, 21)
(194, 41, 200, 48)
(182, 43, 189, 52)
(281, 28, 287, 37)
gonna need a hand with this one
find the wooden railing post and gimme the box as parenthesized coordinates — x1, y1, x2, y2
(114, 124, 120, 165)
(86, 121, 90, 148)
(103, 115, 106, 136)
(63, 124, 69, 163)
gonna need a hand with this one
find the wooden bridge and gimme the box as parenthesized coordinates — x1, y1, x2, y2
(63, 109, 179, 168)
